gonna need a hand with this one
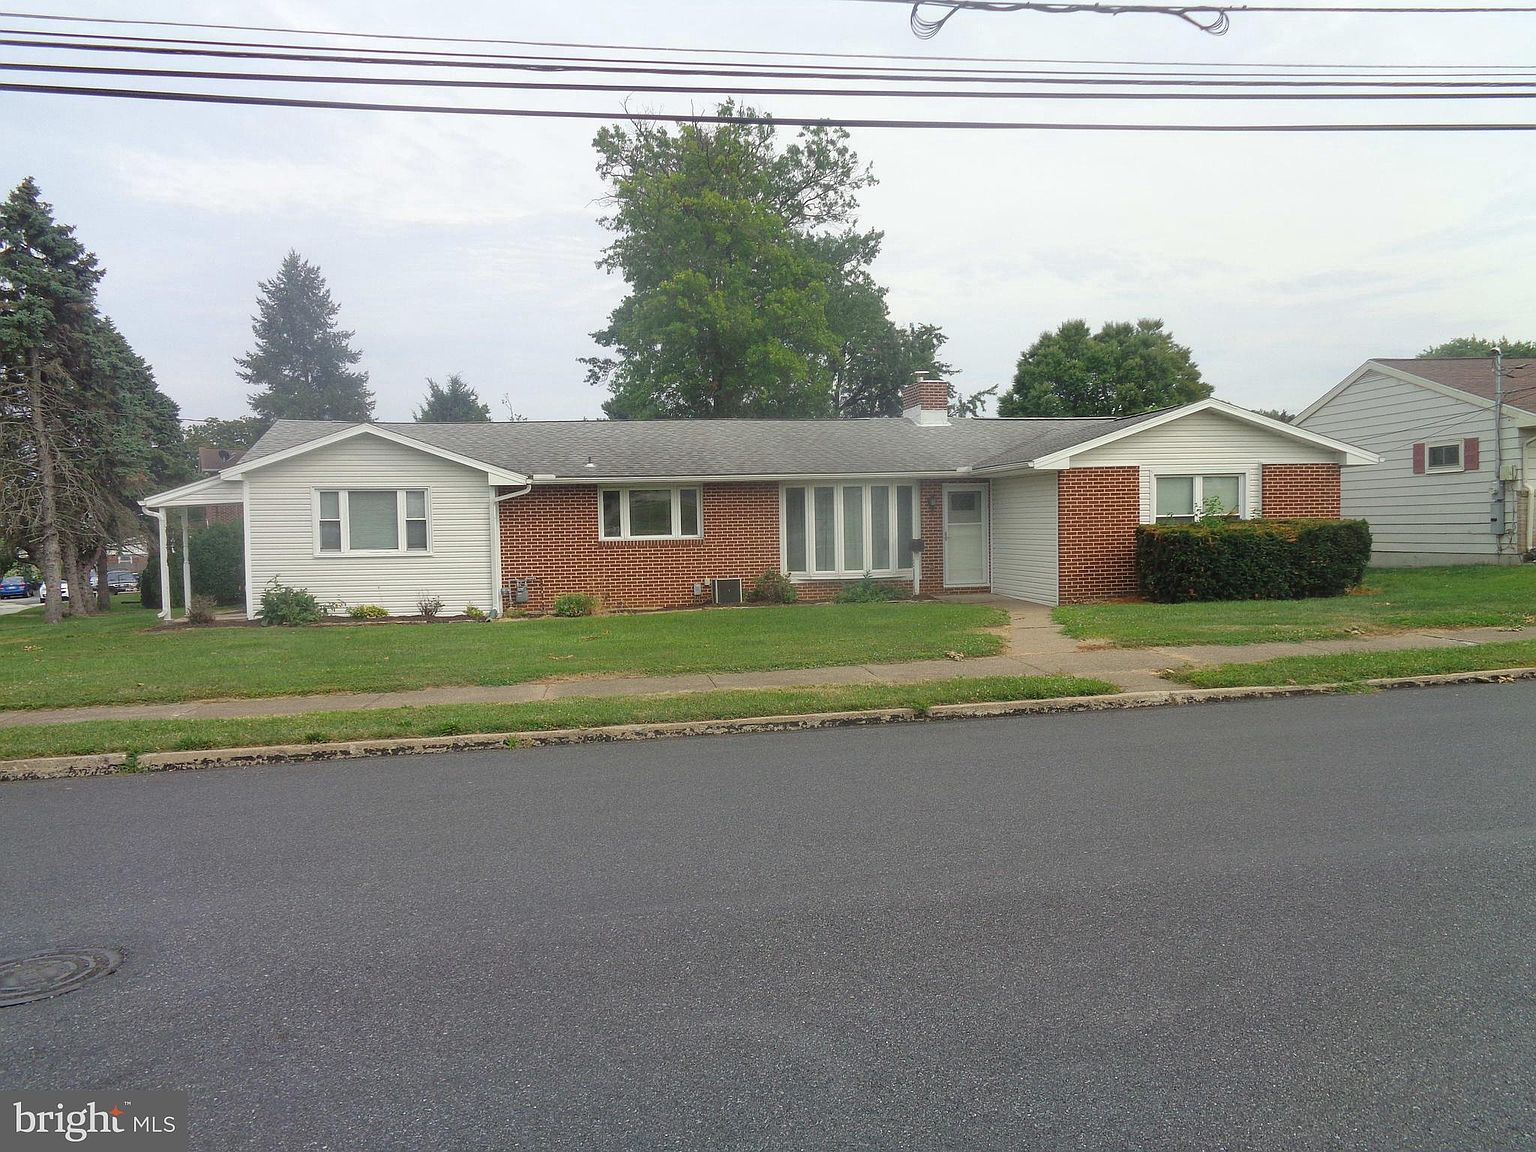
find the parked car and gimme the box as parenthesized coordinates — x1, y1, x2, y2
(0, 575, 29, 599)
(38, 580, 69, 602)
(107, 569, 139, 594)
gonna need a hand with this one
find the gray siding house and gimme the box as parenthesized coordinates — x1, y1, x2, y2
(1297, 358, 1536, 565)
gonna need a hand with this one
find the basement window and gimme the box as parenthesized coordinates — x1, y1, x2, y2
(599, 487, 702, 540)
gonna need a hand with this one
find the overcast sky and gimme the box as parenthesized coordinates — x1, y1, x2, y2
(5, 0, 1534, 425)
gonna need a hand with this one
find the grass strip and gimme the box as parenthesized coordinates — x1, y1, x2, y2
(1168, 639, 1536, 689)
(0, 601, 1009, 711)
(0, 675, 1117, 761)
(1053, 565, 1536, 648)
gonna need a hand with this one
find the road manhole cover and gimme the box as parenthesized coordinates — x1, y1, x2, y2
(0, 948, 123, 1008)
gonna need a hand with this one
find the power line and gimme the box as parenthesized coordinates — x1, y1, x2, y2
(7, 80, 1536, 129)
(9, 60, 1536, 101)
(0, 7, 1530, 70)
(3, 32, 1535, 88)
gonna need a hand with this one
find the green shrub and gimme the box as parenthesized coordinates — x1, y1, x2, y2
(187, 593, 218, 624)
(189, 521, 244, 605)
(552, 593, 597, 617)
(462, 604, 488, 621)
(1137, 518, 1372, 603)
(258, 577, 324, 626)
(347, 604, 390, 620)
(835, 575, 912, 604)
(750, 569, 797, 604)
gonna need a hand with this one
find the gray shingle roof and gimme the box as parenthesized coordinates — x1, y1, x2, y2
(241, 414, 1166, 480)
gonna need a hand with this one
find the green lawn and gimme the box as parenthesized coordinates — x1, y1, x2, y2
(0, 675, 1115, 761)
(1053, 565, 1536, 648)
(0, 601, 1008, 711)
(1168, 639, 1536, 689)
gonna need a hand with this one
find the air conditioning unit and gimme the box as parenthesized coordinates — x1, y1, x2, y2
(711, 578, 743, 606)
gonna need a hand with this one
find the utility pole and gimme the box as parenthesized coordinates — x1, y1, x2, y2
(1491, 348, 1508, 558)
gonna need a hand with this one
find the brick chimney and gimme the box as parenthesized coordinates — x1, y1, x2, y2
(903, 375, 951, 426)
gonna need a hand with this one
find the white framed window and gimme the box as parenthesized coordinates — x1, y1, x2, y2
(782, 482, 916, 578)
(315, 489, 430, 554)
(1425, 441, 1463, 472)
(1154, 474, 1244, 523)
(598, 487, 702, 540)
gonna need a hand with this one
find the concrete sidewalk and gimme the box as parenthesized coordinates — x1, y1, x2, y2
(1, 600, 1530, 730)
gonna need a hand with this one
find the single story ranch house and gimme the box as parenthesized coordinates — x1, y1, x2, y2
(142, 379, 1378, 618)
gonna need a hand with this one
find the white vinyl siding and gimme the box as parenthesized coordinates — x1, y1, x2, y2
(1299, 368, 1527, 564)
(244, 435, 495, 617)
(989, 472, 1059, 605)
(1068, 408, 1337, 523)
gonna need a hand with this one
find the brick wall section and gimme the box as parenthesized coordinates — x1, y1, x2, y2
(500, 482, 781, 612)
(1057, 466, 1142, 603)
(1261, 463, 1342, 518)
(904, 379, 949, 412)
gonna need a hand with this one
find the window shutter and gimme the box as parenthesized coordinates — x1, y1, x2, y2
(1463, 437, 1480, 471)
(1411, 443, 1426, 474)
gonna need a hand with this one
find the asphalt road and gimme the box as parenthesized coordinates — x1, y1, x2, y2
(2, 686, 1533, 1151)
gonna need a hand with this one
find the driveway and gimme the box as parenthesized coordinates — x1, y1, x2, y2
(2, 686, 1532, 1150)
(0, 596, 38, 617)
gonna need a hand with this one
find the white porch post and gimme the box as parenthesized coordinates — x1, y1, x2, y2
(153, 510, 172, 621)
(180, 509, 192, 620)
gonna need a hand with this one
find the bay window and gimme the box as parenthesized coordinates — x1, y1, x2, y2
(783, 482, 916, 577)
(599, 487, 703, 539)
(315, 489, 430, 554)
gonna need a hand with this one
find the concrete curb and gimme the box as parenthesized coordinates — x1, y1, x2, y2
(4, 668, 1534, 782)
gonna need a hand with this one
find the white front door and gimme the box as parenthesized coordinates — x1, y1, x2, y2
(943, 484, 989, 588)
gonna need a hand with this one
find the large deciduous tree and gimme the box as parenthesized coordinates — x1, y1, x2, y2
(1419, 335, 1536, 358)
(239, 251, 373, 422)
(998, 319, 1211, 418)
(415, 373, 490, 422)
(183, 415, 270, 455)
(585, 102, 949, 419)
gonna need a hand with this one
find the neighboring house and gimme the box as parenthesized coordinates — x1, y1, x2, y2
(1298, 358, 1536, 565)
(142, 380, 1375, 618)
(192, 446, 245, 527)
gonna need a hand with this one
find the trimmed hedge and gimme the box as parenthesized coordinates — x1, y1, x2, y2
(1136, 518, 1372, 603)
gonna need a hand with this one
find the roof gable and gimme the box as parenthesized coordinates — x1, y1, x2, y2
(1299, 358, 1536, 424)
(221, 423, 527, 484)
(1006, 399, 1379, 470)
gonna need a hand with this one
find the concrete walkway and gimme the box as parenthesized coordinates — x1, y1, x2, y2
(2, 599, 1531, 730)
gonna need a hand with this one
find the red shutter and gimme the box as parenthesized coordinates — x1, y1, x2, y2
(1412, 443, 1426, 474)
(1463, 437, 1480, 471)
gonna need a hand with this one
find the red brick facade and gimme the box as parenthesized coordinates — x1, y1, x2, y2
(499, 464, 1344, 611)
(497, 480, 983, 612)
(1260, 463, 1342, 518)
(1056, 466, 1142, 603)
(499, 482, 781, 612)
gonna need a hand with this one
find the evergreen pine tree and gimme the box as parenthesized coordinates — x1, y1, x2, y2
(238, 251, 373, 421)
(415, 373, 491, 422)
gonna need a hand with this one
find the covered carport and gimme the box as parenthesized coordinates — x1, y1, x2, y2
(140, 477, 245, 621)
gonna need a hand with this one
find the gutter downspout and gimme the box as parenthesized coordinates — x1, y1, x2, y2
(146, 507, 172, 621)
(490, 482, 533, 618)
